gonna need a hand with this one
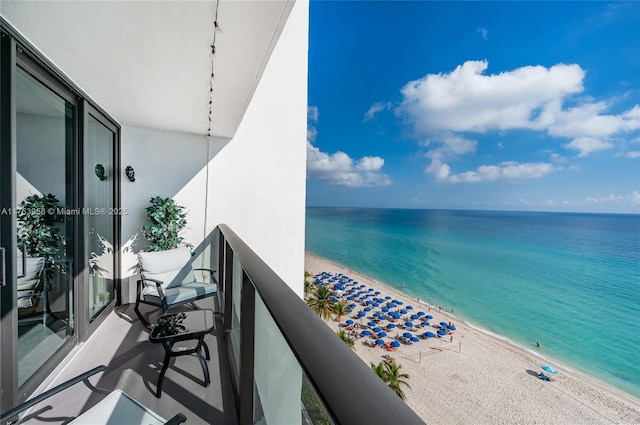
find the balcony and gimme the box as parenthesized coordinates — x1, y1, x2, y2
(6, 225, 423, 425)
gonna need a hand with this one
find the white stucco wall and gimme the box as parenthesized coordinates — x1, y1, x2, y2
(205, 0, 308, 297)
(120, 0, 308, 300)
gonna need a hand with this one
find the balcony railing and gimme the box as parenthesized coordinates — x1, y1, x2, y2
(210, 224, 424, 425)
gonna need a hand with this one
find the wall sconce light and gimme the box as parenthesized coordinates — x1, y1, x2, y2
(125, 166, 136, 182)
(95, 164, 106, 181)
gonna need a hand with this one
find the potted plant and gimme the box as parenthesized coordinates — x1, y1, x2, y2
(17, 193, 65, 262)
(141, 196, 188, 251)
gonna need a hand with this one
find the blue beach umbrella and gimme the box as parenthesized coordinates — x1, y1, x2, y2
(410, 337, 420, 343)
(406, 305, 414, 310)
(440, 321, 449, 327)
(367, 321, 376, 327)
(349, 303, 356, 308)
(346, 319, 354, 325)
(426, 315, 433, 320)
(372, 327, 382, 333)
(437, 329, 447, 336)
(403, 332, 413, 338)
(405, 322, 414, 328)
(424, 332, 435, 338)
(357, 312, 365, 318)
(375, 339, 385, 346)
(541, 365, 557, 374)
(361, 330, 371, 336)
(386, 323, 396, 329)
(382, 307, 389, 313)
(363, 307, 371, 312)
(385, 296, 392, 300)
(400, 309, 407, 315)
(421, 321, 430, 327)
(375, 291, 381, 295)
(411, 314, 419, 320)
(448, 325, 457, 331)
(391, 340, 400, 348)
(378, 331, 387, 338)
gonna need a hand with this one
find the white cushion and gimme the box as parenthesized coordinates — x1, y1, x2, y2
(16, 256, 44, 308)
(17, 256, 45, 283)
(69, 390, 167, 425)
(138, 247, 196, 290)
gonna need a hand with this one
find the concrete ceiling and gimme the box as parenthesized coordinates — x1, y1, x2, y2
(1, 1, 295, 138)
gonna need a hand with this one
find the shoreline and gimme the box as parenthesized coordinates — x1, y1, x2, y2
(305, 251, 640, 425)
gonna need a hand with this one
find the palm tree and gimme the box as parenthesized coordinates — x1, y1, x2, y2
(337, 329, 355, 349)
(303, 279, 312, 299)
(383, 362, 411, 400)
(371, 361, 387, 380)
(370, 361, 411, 400)
(333, 300, 348, 322)
(306, 285, 334, 321)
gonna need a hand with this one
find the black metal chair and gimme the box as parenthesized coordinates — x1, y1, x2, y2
(134, 247, 218, 327)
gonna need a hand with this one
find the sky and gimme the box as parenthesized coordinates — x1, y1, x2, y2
(306, 1, 640, 213)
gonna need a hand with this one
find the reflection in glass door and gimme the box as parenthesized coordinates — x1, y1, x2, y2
(87, 115, 115, 319)
(15, 65, 75, 386)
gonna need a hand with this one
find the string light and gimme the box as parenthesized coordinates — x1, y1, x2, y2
(207, 0, 221, 139)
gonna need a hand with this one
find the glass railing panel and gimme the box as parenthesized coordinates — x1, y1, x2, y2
(228, 252, 243, 382)
(253, 292, 335, 425)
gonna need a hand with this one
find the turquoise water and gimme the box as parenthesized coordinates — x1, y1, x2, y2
(305, 208, 640, 398)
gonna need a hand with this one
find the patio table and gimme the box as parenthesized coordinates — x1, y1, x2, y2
(149, 309, 215, 397)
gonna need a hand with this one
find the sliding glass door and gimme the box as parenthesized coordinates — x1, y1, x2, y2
(86, 114, 116, 320)
(1, 30, 119, 410)
(14, 64, 77, 386)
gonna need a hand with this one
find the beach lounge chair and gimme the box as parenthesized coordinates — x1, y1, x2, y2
(539, 373, 550, 381)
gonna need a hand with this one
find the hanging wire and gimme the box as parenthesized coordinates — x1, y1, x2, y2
(203, 0, 220, 273)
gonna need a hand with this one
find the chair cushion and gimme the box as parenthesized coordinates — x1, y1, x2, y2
(16, 256, 44, 309)
(144, 281, 217, 305)
(69, 389, 167, 425)
(17, 256, 45, 284)
(138, 247, 196, 289)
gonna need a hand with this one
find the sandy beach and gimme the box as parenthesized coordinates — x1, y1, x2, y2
(305, 252, 640, 425)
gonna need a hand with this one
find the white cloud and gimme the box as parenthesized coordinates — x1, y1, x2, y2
(364, 101, 392, 121)
(306, 106, 391, 187)
(624, 151, 640, 159)
(563, 137, 613, 157)
(307, 106, 319, 143)
(426, 159, 554, 183)
(585, 191, 640, 205)
(307, 142, 392, 187)
(397, 60, 640, 157)
(425, 133, 477, 160)
(476, 28, 488, 40)
(308, 105, 319, 122)
(398, 60, 585, 133)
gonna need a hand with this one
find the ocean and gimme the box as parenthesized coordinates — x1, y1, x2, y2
(305, 208, 640, 399)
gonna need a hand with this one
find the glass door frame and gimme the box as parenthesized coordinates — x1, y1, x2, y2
(79, 103, 121, 340)
(0, 23, 121, 409)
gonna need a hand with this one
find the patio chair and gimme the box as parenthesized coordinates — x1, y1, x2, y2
(135, 247, 218, 327)
(17, 256, 45, 320)
(0, 365, 186, 425)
